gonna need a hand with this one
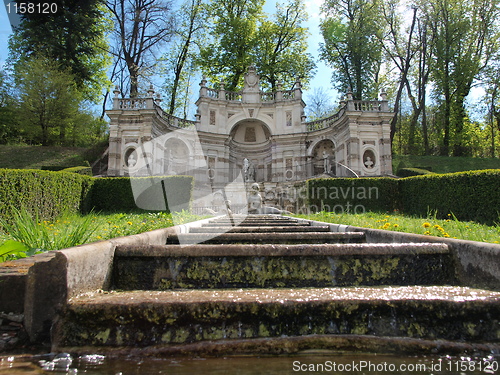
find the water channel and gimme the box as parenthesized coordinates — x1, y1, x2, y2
(1, 352, 499, 374)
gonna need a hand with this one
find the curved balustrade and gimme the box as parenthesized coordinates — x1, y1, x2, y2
(154, 104, 196, 129)
(306, 107, 346, 132)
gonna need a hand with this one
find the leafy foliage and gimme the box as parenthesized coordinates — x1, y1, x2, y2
(10, 0, 111, 102)
(253, 0, 316, 91)
(320, 0, 385, 99)
(198, 0, 314, 91)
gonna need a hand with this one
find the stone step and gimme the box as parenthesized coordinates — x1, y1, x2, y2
(189, 226, 331, 233)
(52, 286, 500, 350)
(166, 232, 366, 244)
(112, 243, 456, 290)
(201, 222, 310, 227)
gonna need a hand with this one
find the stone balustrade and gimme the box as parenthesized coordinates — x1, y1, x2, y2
(155, 104, 196, 129)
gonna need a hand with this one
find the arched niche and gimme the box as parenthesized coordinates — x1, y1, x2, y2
(229, 120, 271, 144)
(312, 139, 336, 175)
(228, 120, 273, 182)
(164, 137, 189, 175)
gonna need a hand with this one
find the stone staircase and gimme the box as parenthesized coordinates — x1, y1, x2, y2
(52, 215, 500, 354)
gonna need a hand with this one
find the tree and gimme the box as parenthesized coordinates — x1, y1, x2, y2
(254, 0, 316, 91)
(379, 1, 418, 145)
(198, 0, 265, 91)
(17, 56, 83, 146)
(10, 0, 111, 102)
(106, 0, 175, 97)
(304, 87, 337, 120)
(403, 13, 432, 155)
(161, 0, 205, 115)
(0, 70, 19, 144)
(320, 0, 385, 100)
(424, 0, 500, 156)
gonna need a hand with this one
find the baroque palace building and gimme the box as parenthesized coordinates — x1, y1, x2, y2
(106, 66, 394, 212)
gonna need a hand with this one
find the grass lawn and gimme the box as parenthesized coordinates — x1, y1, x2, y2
(0, 210, 205, 262)
(392, 154, 500, 174)
(2, 209, 499, 262)
(294, 211, 500, 244)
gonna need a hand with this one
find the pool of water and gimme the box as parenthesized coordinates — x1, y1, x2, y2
(1, 353, 499, 374)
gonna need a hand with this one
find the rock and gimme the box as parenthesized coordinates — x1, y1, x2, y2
(0, 312, 24, 323)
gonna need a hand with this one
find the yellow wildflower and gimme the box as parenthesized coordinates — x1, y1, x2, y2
(423, 222, 431, 228)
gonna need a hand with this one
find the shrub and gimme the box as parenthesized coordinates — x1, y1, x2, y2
(60, 166, 93, 176)
(399, 169, 500, 224)
(397, 167, 435, 178)
(303, 178, 400, 214)
(87, 175, 193, 213)
(0, 168, 93, 224)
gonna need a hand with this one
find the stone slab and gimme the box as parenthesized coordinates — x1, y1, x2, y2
(52, 286, 500, 349)
(189, 226, 331, 233)
(112, 243, 455, 289)
(166, 232, 366, 244)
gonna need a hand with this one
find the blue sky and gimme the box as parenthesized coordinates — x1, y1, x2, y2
(0, 0, 339, 109)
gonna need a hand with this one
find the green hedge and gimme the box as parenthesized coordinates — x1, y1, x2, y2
(0, 168, 93, 222)
(60, 166, 93, 176)
(397, 167, 435, 178)
(0, 170, 194, 225)
(399, 169, 500, 224)
(88, 175, 193, 213)
(304, 170, 500, 224)
(304, 178, 400, 214)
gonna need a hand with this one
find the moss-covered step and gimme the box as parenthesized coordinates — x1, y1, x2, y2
(189, 226, 331, 233)
(52, 286, 500, 350)
(111, 243, 456, 290)
(201, 222, 310, 227)
(165, 232, 366, 244)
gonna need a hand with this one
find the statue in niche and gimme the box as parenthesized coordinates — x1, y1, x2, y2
(127, 152, 137, 168)
(165, 149, 175, 174)
(247, 183, 262, 214)
(243, 158, 256, 182)
(323, 151, 331, 174)
(364, 156, 374, 169)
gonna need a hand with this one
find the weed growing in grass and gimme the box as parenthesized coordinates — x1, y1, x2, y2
(0, 207, 99, 261)
(295, 211, 500, 244)
(0, 209, 206, 262)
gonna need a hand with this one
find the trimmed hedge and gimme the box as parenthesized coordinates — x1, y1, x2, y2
(399, 169, 500, 224)
(88, 176, 193, 213)
(397, 167, 435, 178)
(0, 168, 93, 222)
(303, 170, 499, 224)
(304, 178, 400, 214)
(60, 166, 93, 176)
(0, 170, 194, 225)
